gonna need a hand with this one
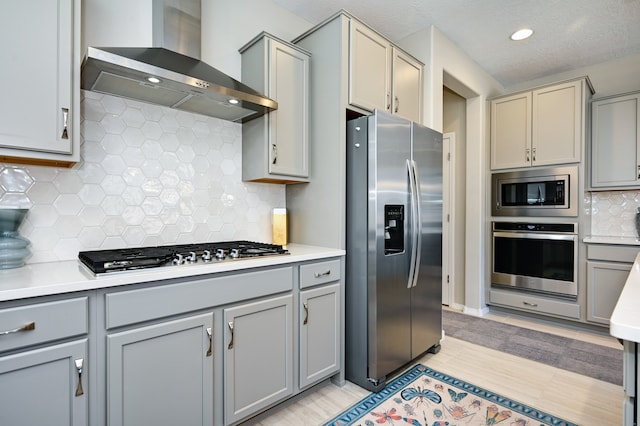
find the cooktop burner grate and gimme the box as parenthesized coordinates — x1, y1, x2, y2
(78, 240, 289, 274)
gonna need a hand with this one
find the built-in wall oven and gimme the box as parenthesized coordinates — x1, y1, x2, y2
(492, 222, 578, 299)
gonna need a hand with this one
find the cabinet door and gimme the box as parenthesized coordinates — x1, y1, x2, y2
(268, 39, 310, 178)
(586, 261, 631, 325)
(0, 0, 78, 163)
(490, 92, 532, 170)
(224, 294, 293, 425)
(591, 93, 640, 188)
(349, 20, 392, 113)
(532, 80, 582, 166)
(299, 283, 340, 389)
(107, 314, 214, 426)
(392, 48, 423, 123)
(0, 339, 87, 426)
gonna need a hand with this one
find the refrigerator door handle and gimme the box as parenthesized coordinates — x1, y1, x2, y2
(407, 159, 419, 289)
(411, 160, 423, 288)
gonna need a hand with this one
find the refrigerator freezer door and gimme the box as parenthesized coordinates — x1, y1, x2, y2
(410, 122, 443, 358)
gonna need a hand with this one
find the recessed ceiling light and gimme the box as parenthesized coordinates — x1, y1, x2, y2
(510, 28, 533, 41)
(146, 76, 161, 84)
(228, 99, 239, 105)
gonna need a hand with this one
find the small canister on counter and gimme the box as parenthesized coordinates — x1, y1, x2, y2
(272, 208, 288, 246)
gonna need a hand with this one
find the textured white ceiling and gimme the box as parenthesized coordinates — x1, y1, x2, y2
(271, 0, 640, 87)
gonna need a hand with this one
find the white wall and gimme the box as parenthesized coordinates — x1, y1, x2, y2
(202, 0, 312, 79)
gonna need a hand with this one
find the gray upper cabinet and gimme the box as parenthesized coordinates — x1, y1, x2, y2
(0, 0, 80, 167)
(491, 79, 587, 170)
(106, 313, 214, 426)
(241, 32, 310, 183)
(590, 92, 640, 189)
(349, 19, 423, 123)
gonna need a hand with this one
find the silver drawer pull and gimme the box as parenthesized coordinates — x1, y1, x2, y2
(314, 270, 331, 278)
(227, 321, 234, 349)
(0, 321, 35, 336)
(522, 301, 538, 307)
(303, 302, 309, 325)
(74, 359, 84, 397)
(206, 327, 213, 357)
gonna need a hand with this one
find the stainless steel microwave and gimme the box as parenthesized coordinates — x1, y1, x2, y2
(491, 166, 578, 217)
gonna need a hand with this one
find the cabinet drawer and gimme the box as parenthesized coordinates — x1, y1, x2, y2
(300, 259, 341, 289)
(0, 297, 88, 353)
(489, 289, 580, 319)
(587, 244, 639, 263)
(106, 267, 293, 329)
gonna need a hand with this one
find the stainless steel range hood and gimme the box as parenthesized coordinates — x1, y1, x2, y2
(81, 0, 277, 123)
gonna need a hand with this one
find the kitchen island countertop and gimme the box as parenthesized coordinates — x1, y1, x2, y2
(610, 252, 640, 343)
(0, 244, 345, 302)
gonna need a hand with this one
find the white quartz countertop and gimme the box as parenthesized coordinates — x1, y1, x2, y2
(584, 236, 640, 246)
(610, 252, 640, 343)
(0, 244, 345, 302)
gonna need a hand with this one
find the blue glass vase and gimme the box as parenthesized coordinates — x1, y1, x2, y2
(0, 208, 30, 269)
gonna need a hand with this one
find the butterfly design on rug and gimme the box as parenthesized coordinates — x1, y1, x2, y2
(401, 386, 442, 405)
(366, 407, 421, 425)
(485, 404, 512, 425)
(447, 388, 468, 403)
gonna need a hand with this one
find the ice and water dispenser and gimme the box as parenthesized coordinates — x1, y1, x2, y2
(384, 205, 404, 255)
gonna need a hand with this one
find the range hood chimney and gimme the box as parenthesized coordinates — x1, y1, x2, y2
(81, 0, 277, 123)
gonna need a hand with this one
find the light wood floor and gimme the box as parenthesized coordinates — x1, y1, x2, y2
(244, 308, 624, 426)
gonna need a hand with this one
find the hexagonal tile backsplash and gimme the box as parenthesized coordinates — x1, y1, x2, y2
(590, 190, 640, 237)
(0, 91, 285, 264)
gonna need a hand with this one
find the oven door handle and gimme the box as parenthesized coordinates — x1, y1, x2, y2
(493, 231, 576, 241)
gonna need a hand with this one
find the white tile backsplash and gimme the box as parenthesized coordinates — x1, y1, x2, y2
(591, 190, 640, 237)
(0, 91, 285, 264)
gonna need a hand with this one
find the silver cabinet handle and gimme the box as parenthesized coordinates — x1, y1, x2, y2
(272, 144, 277, 165)
(206, 327, 213, 357)
(303, 302, 309, 325)
(227, 321, 234, 349)
(0, 321, 35, 335)
(61, 108, 69, 140)
(525, 148, 530, 162)
(523, 301, 538, 307)
(532, 148, 536, 162)
(394, 95, 399, 113)
(314, 270, 331, 278)
(74, 359, 84, 397)
(386, 93, 391, 111)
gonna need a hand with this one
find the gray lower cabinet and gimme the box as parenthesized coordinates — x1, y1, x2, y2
(0, 339, 88, 426)
(586, 244, 637, 325)
(106, 313, 214, 426)
(223, 294, 293, 425)
(0, 296, 89, 426)
(586, 261, 632, 325)
(299, 283, 340, 389)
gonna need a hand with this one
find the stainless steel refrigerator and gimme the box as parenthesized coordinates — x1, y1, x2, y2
(345, 110, 442, 392)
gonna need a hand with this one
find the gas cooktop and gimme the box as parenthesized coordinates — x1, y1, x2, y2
(78, 241, 289, 275)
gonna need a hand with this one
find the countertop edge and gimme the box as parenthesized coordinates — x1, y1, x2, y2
(610, 252, 640, 343)
(584, 236, 640, 246)
(0, 244, 345, 302)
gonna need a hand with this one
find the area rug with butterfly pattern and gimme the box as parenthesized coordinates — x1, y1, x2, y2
(323, 364, 576, 426)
